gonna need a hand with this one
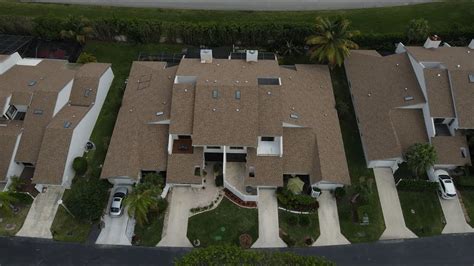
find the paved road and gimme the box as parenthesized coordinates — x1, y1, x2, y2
(24, 0, 435, 11)
(2, 233, 474, 265)
(374, 168, 417, 240)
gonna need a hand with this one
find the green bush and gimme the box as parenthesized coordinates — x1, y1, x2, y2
(334, 187, 346, 200)
(277, 187, 319, 212)
(280, 234, 296, 247)
(287, 215, 298, 226)
(397, 179, 438, 192)
(176, 245, 332, 265)
(72, 157, 88, 176)
(77, 52, 97, 64)
(456, 176, 474, 189)
(298, 215, 311, 227)
(215, 175, 224, 187)
(64, 178, 110, 221)
(11, 192, 33, 205)
(156, 198, 168, 212)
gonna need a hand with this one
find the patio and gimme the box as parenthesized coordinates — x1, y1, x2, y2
(225, 162, 257, 197)
(172, 139, 193, 154)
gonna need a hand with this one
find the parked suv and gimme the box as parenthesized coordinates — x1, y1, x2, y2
(110, 187, 128, 217)
(434, 170, 457, 199)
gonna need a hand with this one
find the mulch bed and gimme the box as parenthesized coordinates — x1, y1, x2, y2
(224, 189, 257, 208)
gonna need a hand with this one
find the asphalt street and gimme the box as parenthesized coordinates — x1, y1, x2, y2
(1, 233, 474, 265)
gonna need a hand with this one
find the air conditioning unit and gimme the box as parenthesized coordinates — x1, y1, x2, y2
(200, 49, 213, 64)
(423, 35, 442, 49)
(246, 50, 258, 62)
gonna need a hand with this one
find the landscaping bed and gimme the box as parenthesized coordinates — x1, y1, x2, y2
(0, 193, 33, 236)
(187, 198, 258, 247)
(132, 210, 166, 246)
(398, 190, 445, 237)
(331, 66, 385, 243)
(278, 210, 319, 247)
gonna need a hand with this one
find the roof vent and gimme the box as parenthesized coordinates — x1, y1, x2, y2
(156, 112, 164, 116)
(457, 65, 461, 68)
(212, 108, 217, 112)
(28, 80, 37, 86)
(258, 78, 280, 86)
(235, 90, 241, 100)
(212, 90, 219, 99)
(200, 49, 213, 64)
(236, 108, 240, 112)
(424, 35, 441, 49)
(469, 39, 474, 49)
(33, 109, 43, 115)
(63, 121, 72, 128)
(404, 96, 414, 101)
(290, 113, 299, 119)
(84, 88, 92, 97)
(469, 74, 474, 83)
(246, 50, 258, 62)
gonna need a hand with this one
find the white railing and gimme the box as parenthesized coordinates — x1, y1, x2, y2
(224, 181, 258, 202)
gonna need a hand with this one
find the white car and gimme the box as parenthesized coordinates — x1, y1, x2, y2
(434, 170, 457, 199)
(110, 187, 128, 217)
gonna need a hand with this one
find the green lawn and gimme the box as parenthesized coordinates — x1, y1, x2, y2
(82, 41, 185, 178)
(0, 1, 473, 34)
(51, 205, 92, 243)
(187, 198, 258, 247)
(459, 190, 474, 228)
(398, 191, 445, 237)
(278, 210, 319, 247)
(0, 193, 33, 236)
(331, 66, 385, 243)
(133, 210, 166, 246)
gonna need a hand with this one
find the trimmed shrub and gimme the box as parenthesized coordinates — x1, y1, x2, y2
(277, 187, 319, 212)
(72, 157, 88, 176)
(334, 187, 346, 200)
(397, 179, 438, 192)
(287, 215, 298, 226)
(456, 176, 474, 190)
(64, 178, 110, 221)
(298, 215, 311, 227)
(77, 52, 97, 64)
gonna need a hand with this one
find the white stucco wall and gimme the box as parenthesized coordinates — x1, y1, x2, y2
(6, 132, 24, 179)
(368, 158, 401, 169)
(422, 104, 436, 138)
(61, 68, 114, 187)
(1, 94, 12, 116)
(0, 52, 21, 75)
(53, 80, 74, 117)
(313, 181, 344, 190)
(408, 53, 427, 99)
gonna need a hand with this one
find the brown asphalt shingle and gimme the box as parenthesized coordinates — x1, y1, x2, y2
(432, 135, 471, 166)
(0, 120, 22, 179)
(450, 70, 474, 128)
(425, 69, 455, 118)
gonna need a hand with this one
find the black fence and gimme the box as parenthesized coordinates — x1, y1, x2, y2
(0, 35, 34, 56)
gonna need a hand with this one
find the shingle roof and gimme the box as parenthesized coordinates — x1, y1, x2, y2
(345, 51, 428, 162)
(0, 120, 22, 179)
(166, 147, 203, 184)
(425, 69, 455, 118)
(450, 70, 474, 128)
(432, 135, 471, 166)
(245, 148, 283, 187)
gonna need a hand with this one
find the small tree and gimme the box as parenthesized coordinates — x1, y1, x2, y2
(64, 178, 109, 221)
(72, 157, 88, 176)
(0, 192, 17, 217)
(124, 189, 157, 226)
(307, 16, 359, 68)
(406, 18, 430, 44)
(405, 143, 437, 179)
(77, 52, 97, 64)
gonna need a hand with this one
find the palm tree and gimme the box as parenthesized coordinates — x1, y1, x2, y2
(405, 143, 437, 179)
(124, 188, 157, 226)
(0, 192, 17, 217)
(306, 17, 359, 67)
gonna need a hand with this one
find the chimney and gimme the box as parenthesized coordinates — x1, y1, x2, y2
(200, 49, 213, 64)
(469, 39, 474, 49)
(423, 35, 442, 49)
(246, 50, 258, 62)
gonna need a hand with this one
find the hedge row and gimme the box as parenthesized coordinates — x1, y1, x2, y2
(397, 179, 439, 192)
(1, 15, 473, 49)
(456, 176, 474, 190)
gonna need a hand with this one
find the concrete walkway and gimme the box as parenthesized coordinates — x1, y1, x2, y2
(439, 195, 474, 234)
(16, 186, 64, 239)
(252, 188, 286, 248)
(313, 190, 350, 246)
(374, 168, 417, 240)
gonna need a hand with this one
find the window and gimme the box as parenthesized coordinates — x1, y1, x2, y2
(194, 167, 201, 177)
(235, 90, 241, 100)
(261, 136, 274, 142)
(212, 89, 219, 99)
(207, 146, 220, 149)
(257, 77, 280, 85)
(230, 146, 244, 150)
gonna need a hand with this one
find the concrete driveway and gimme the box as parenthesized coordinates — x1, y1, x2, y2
(374, 168, 417, 239)
(252, 188, 286, 248)
(439, 195, 474, 234)
(96, 185, 133, 246)
(16, 186, 64, 239)
(313, 190, 350, 246)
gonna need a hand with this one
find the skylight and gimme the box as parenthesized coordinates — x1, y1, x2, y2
(469, 74, 474, 83)
(235, 90, 241, 100)
(63, 121, 72, 128)
(258, 77, 280, 85)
